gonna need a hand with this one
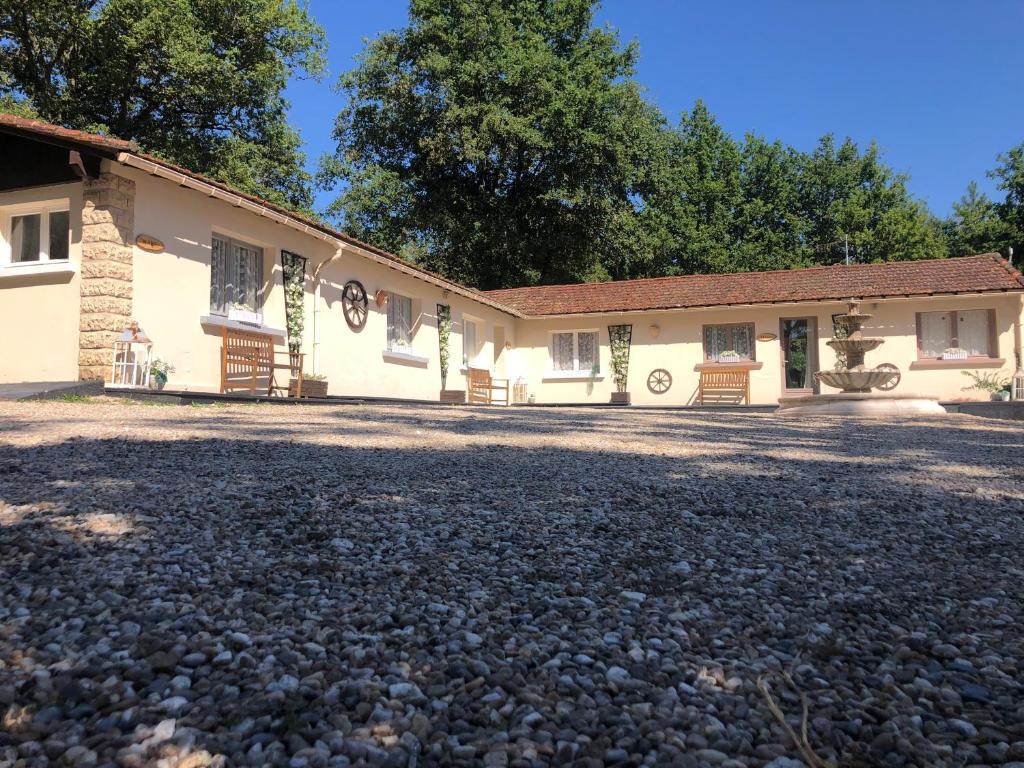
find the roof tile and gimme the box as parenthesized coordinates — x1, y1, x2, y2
(485, 255, 1024, 316)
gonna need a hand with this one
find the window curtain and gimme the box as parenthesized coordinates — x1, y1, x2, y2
(552, 333, 574, 370)
(704, 326, 727, 360)
(578, 332, 598, 372)
(210, 236, 228, 313)
(919, 312, 950, 357)
(463, 320, 478, 365)
(11, 214, 40, 263)
(388, 295, 413, 349)
(958, 310, 990, 356)
(732, 325, 753, 359)
(233, 242, 261, 310)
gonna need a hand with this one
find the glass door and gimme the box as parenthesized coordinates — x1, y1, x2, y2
(780, 318, 818, 392)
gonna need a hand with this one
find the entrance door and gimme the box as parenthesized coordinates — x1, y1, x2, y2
(780, 317, 818, 392)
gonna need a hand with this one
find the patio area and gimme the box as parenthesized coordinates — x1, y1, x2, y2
(1, 399, 1022, 767)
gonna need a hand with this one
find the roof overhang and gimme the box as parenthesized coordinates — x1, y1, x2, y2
(115, 153, 522, 318)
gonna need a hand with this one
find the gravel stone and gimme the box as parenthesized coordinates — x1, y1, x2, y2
(1, 399, 1022, 767)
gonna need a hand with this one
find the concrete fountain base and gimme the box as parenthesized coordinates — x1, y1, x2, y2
(776, 392, 946, 417)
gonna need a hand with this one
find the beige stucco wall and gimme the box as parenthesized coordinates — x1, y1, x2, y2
(0, 182, 83, 383)
(513, 294, 1022, 406)
(8, 164, 1018, 405)
(124, 163, 515, 396)
(314, 257, 515, 400)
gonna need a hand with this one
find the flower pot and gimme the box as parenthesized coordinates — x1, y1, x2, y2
(440, 389, 466, 404)
(992, 391, 1010, 402)
(610, 391, 631, 405)
(150, 374, 166, 390)
(228, 306, 262, 325)
(291, 378, 328, 398)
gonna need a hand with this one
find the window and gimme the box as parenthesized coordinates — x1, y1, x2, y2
(463, 318, 480, 366)
(917, 309, 995, 359)
(3, 205, 69, 264)
(703, 323, 755, 362)
(387, 293, 414, 350)
(210, 234, 263, 316)
(550, 330, 600, 373)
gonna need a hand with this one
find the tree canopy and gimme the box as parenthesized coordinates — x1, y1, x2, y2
(0, 0, 326, 210)
(320, 0, 670, 289)
(324, 0, 1004, 289)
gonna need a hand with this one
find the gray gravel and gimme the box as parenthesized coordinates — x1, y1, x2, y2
(1, 398, 1023, 767)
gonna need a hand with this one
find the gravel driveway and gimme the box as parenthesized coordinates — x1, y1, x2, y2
(1, 399, 1023, 767)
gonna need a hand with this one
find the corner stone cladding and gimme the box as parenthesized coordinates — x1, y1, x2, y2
(79, 173, 135, 381)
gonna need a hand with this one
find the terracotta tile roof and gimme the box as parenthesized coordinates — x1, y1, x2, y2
(0, 113, 137, 153)
(485, 254, 1024, 316)
(0, 113, 517, 315)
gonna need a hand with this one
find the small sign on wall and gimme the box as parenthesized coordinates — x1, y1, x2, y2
(135, 234, 164, 253)
(756, 332, 778, 342)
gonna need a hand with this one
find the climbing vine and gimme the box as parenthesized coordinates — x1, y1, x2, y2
(437, 304, 452, 388)
(281, 251, 306, 354)
(607, 324, 633, 393)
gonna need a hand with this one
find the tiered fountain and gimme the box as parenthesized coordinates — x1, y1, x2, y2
(777, 300, 945, 416)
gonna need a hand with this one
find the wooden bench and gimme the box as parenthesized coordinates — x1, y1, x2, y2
(220, 326, 304, 397)
(468, 367, 510, 405)
(698, 368, 750, 404)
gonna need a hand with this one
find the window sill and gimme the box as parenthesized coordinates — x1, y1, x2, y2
(382, 348, 429, 366)
(542, 371, 605, 381)
(695, 361, 763, 371)
(910, 358, 1005, 370)
(0, 260, 77, 280)
(200, 314, 286, 338)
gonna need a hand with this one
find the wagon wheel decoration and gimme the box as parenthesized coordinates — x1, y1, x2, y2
(342, 280, 368, 330)
(874, 363, 901, 391)
(647, 368, 672, 394)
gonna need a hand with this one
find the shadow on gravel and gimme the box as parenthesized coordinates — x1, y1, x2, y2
(0, 417, 1022, 766)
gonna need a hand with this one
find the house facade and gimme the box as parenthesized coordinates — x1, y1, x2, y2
(2, 114, 1023, 405)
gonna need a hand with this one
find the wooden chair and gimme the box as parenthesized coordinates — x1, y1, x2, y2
(467, 367, 510, 405)
(220, 326, 304, 397)
(698, 369, 750, 405)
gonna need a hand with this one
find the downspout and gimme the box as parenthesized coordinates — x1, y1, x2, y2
(311, 248, 344, 375)
(1014, 292, 1024, 400)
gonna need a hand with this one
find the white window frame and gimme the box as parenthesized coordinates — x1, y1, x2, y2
(386, 292, 415, 352)
(546, 329, 603, 379)
(0, 199, 71, 266)
(210, 232, 265, 322)
(462, 314, 483, 368)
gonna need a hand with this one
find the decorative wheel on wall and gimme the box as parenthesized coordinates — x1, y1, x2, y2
(342, 280, 368, 330)
(874, 363, 901, 391)
(647, 368, 672, 394)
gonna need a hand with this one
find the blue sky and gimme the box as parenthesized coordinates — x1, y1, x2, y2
(286, 1, 1024, 216)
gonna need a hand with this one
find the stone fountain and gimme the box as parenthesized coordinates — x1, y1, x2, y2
(777, 300, 945, 416)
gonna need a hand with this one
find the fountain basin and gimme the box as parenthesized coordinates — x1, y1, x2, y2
(777, 392, 946, 417)
(816, 368, 898, 392)
(826, 338, 885, 354)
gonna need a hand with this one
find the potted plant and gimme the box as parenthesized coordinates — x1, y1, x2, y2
(149, 359, 174, 390)
(290, 372, 328, 398)
(961, 370, 1010, 401)
(608, 324, 632, 405)
(943, 347, 968, 361)
(718, 349, 741, 364)
(437, 304, 465, 403)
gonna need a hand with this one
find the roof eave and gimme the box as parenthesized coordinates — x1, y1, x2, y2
(115, 152, 523, 318)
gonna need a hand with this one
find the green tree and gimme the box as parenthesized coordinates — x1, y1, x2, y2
(0, 0, 326, 210)
(944, 181, 1008, 256)
(657, 101, 742, 274)
(991, 143, 1024, 257)
(321, 0, 669, 289)
(796, 135, 946, 264)
(731, 134, 807, 272)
